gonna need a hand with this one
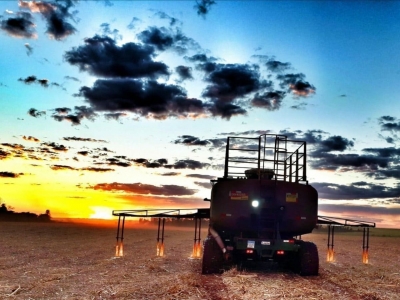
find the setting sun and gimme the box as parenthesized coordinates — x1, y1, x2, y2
(89, 207, 113, 220)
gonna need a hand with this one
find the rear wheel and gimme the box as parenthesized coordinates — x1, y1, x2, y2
(296, 241, 319, 276)
(202, 236, 223, 274)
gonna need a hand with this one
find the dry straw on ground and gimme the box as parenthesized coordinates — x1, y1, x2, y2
(0, 221, 399, 299)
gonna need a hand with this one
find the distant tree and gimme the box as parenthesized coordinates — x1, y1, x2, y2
(38, 209, 51, 222)
(0, 203, 7, 213)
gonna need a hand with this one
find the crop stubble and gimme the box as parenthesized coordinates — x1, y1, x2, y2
(0, 222, 399, 299)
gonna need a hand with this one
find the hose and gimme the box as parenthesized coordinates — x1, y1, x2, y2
(209, 227, 226, 253)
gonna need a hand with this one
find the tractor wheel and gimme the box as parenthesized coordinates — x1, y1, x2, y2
(297, 241, 319, 276)
(202, 236, 223, 274)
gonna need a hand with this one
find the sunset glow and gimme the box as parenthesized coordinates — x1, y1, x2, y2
(0, 1, 399, 228)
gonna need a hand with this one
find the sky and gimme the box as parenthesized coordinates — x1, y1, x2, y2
(0, 0, 400, 228)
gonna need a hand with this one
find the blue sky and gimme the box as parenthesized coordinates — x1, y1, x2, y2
(0, 0, 399, 227)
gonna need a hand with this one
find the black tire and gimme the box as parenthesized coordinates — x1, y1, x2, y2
(296, 241, 319, 276)
(202, 236, 223, 274)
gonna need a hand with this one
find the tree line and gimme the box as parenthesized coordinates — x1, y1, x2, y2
(0, 202, 51, 222)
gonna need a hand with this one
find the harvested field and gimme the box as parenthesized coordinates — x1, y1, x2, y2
(0, 221, 399, 300)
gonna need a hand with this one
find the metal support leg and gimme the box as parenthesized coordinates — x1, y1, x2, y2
(362, 227, 370, 264)
(191, 218, 202, 258)
(115, 215, 125, 257)
(156, 218, 165, 256)
(327, 225, 335, 262)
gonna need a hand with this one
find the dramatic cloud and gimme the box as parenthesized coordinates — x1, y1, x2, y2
(50, 164, 114, 172)
(379, 115, 400, 132)
(64, 35, 169, 78)
(0, 12, 36, 38)
(52, 106, 97, 125)
(251, 91, 285, 111)
(63, 137, 107, 143)
(314, 182, 400, 200)
(19, 0, 77, 40)
(0, 171, 23, 178)
(138, 26, 199, 54)
(194, 0, 216, 17)
(23, 135, 40, 142)
(277, 73, 315, 97)
(313, 135, 354, 154)
(41, 142, 68, 152)
(19, 75, 49, 87)
(132, 158, 209, 170)
(174, 135, 210, 146)
(77, 79, 208, 119)
(265, 59, 291, 73)
(175, 65, 193, 81)
(92, 182, 197, 196)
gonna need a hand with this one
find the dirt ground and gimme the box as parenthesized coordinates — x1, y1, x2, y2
(0, 221, 399, 300)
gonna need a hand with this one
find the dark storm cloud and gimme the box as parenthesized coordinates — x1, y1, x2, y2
(0, 12, 36, 39)
(173, 135, 224, 148)
(92, 182, 197, 196)
(50, 164, 76, 171)
(251, 91, 285, 111)
(105, 158, 131, 167)
(168, 159, 209, 169)
(19, 76, 49, 87)
(367, 165, 400, 180)
(41, 142, 68, 152)
(313, 182, 400, 200)
(50, 164, 115, 172)
(52, 106, 97, 125)
(379, 115, 400, 132)
(132, 158, 209, 170)
(19, 0, 77, 40)
(64, 35, 169, 78)
(174, 135, 210, 146)
(138, 26, 173, 51)
(138, 26, 199, 54)
(202, 64, 262, 101)
(265, 60, 291, 73)
(78, 79, 208, 119)
(185, 53, 218, 73)
(194, 0, 216, 17)
(63, 137, 107, 143)
(310, 153, 389, 171)
(175, 66, 193, 81)
(201, 63, 269, 119)
(363, 147, 400, 158)
(28, 108, 46, 118)
(315, 135, 354, 154)
(277, 73, 315, 97)
(0, 171, 23, 178)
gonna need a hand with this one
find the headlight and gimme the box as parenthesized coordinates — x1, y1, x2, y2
(251, 200, 259, 208)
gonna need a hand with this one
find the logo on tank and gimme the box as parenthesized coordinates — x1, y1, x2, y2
(229, 191, 249, 200)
